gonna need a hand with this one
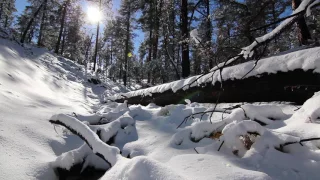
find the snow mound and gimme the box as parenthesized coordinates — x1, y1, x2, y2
(168, 154, 271, 180)
(287, 91, 320, 123)
(102, 157, 187, 180)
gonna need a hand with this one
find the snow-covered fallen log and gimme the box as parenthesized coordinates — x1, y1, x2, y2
(109, 45, 320, 106)
(109, 0, 320, 106)
(111, 70, 320, 106)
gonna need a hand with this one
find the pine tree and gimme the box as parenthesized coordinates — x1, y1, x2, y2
(0, 0, 16, 28)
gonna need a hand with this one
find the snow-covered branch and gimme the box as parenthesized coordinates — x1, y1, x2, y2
(210, 0, 319, 72)
(49, 114, 121, 167)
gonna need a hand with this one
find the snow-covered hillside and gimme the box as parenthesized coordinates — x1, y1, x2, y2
(0, 37, 127, 179)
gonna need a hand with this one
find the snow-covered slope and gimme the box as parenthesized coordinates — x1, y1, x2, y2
(0, 37, 126, 179)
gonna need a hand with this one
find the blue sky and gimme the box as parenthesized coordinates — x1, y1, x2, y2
(15, 0, 28, 15)
(15, 0, 143, 54)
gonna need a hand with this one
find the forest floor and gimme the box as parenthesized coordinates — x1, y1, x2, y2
(1, 37, 320, 180)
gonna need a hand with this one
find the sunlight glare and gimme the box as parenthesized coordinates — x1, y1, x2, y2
(87, 6, 102, 23)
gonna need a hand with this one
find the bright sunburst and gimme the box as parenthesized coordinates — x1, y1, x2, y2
(87, 6, 102, 23)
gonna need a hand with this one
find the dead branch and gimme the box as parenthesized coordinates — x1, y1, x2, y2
(218, 141, 225, 151)
(177, 108, 231, 129)
(49, 114, 121, 167)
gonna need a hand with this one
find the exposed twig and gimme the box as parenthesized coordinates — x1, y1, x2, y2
(194, 148, 199, 154)
(218, 141, 225, 151)
(189, 0, 203, 29)
(250, 11, 304, 32)
(177, 108, 231, 129)
(282, 137, 320, 147)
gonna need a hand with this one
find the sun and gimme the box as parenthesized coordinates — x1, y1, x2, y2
(87, 6, 102, 23)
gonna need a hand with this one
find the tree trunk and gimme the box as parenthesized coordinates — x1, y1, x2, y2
(292, 0, 311, 45)
(119, 61, 123, 82)
(0, 2, 3, 21)
(181, 0, 190, 78)
(152, 0, 160, 64)
(37, 0, 47, 46)
(55, 0, 70, 54)
(110, 38, 113, 65)
(28, 25, 35, 43)
(21, 2, 44, 43)
(85, 34, 94, 70)
(147, 3, 153, 84)
(4, 14, 8, 28)
(170, 3, 179, 79)
(205, 0, 212, 70)
(123, 2, 131, 87)
(61, 27, 66, 55)
(113, 70, 320, 106)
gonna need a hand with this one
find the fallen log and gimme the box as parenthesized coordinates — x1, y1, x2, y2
(112, 69, 320, 106)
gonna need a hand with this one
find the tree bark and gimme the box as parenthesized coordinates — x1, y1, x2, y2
(147, 3, 153, 84)
(152, 0, 160, 64)
(55, 0, 70, 54)
(181, 0, 190, 78)
(21, 2, 44, 43)
(205, 0, 213, 70)
(61, 27, 66, 55)
(123, 1, 131, 86)
(85, 34, 94, 70)
(37, 0, 48, 46)
(0, 2, 3, 21)
(292, 0, 311, 45)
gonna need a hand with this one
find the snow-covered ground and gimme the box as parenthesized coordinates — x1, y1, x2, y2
(51, 96, 320, 180)
(0, 37, 126, 179)
(2, 36, 320, 180)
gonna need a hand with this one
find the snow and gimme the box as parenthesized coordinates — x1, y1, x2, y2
(190, 29, 201, 44)
(0, 37, 127, 179)
(307, 0, 320, 16)
(242, 104, 290, 125)
(167, 154, 271, 180)
(51, 144, 92, 170)
(49, 114, 121, 166)
(2, 29, 320, 180)
(49, 93, 320, 179)
(103, 156, 187, 180)
(287, 91, 320, 123)
(110, 45, 320, 100)
(108, 0, 320, 101)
